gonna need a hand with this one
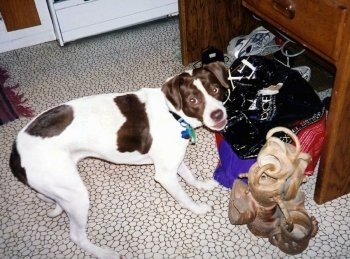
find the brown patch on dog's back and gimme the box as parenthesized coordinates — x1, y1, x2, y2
(114, 94, 152, 154)
(25, 104, 74, 138)
(9, 141, 28, 185)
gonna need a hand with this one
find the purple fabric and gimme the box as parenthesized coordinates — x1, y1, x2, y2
(214, 138, 256, 188)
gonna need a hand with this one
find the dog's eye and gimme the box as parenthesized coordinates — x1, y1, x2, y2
(189, 97, 198, 104)
(212, 86, 219, 94)
(209, 84, 221, 95)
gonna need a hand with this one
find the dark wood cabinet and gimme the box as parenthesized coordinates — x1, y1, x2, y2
(178, 0, 258, 64)
(179, 0, 350, 204)
(243, 0, 350, 205)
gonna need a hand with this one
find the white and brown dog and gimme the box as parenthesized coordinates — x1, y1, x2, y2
(10, 62, 229, 258)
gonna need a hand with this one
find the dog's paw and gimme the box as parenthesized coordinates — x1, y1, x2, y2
(47, 203, 63, 217)
(190, 203, 212, 215)
(196, 179, 219, 191)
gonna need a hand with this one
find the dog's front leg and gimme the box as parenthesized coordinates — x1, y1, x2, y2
(178, 162, 218, 190)
(154, 164, 212, 215)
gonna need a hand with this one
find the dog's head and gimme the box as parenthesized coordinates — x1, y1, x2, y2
(162, 61, 230, 131)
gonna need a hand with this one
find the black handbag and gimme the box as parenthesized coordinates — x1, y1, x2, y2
(221, 55, 324, 159)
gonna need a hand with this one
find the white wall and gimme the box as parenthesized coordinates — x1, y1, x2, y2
(0, 0, 56, 53)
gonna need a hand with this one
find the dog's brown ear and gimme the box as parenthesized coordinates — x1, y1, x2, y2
(161, 74, 185, 110)
(203, 62, 230, 89)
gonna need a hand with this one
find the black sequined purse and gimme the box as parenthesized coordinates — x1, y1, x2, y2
(221, 55, 324, 159)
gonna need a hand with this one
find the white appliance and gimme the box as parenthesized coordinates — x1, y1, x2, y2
(47, 0, 178, 45)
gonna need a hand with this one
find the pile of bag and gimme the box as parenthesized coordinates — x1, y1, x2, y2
(214, 55, 326, 188)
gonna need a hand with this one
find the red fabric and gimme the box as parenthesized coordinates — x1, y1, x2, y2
(297, 112, 326, 175)
(4, 84, 34, 117)
(215, 132, 224, 147)
(0, 67, 34, 125)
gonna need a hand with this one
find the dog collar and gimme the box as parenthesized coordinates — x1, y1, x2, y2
(169, 111, 196, 144)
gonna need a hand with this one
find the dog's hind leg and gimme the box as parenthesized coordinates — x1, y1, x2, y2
(177, 162, 219, 191)
(60, 191, 120, 259)
(31, 161, 120, 259)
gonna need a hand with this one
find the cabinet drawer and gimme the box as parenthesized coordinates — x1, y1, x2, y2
(242, 0, 348, 61)
(49, 0, 178, 44)
(55, 0, 177, 33)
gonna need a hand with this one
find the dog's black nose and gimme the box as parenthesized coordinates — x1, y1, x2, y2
(211, 109, 224, 122)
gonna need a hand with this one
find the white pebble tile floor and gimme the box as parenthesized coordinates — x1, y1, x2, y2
(0, 17, 349, 259)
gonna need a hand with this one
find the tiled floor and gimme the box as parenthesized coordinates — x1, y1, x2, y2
(0, 17, 349, 259)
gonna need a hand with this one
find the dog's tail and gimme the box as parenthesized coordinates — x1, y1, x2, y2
(9, 140, 28, 185)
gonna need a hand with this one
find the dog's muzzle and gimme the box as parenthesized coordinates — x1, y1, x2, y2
(209, 109, 227, 130)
